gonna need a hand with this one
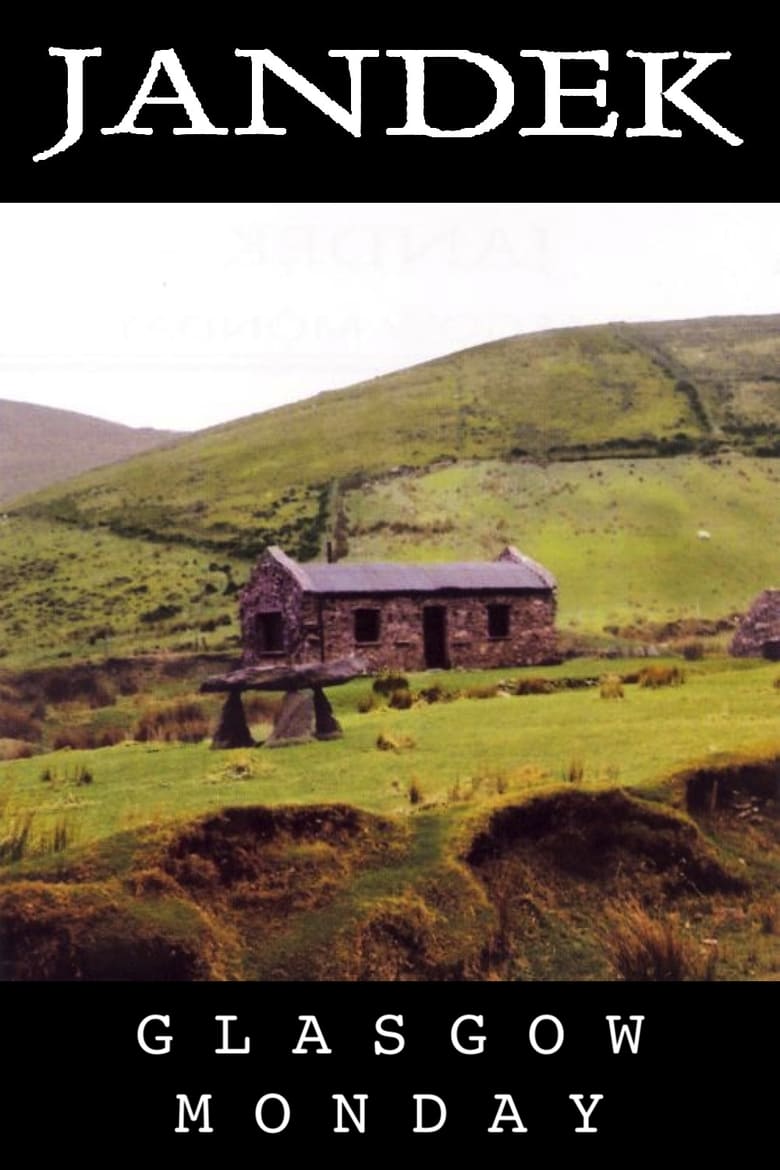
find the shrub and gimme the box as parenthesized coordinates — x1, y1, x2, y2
(0, 702, 42, 742)
(638, 665, 685, 688)
(388, 688, 414, 710)
(0, 739, 36, 761)
(514, 677, 556, 695)
(679, 639, 705, 661)
(134, 700, 209, 744)
(600, 674, 624, 699)
(356, 693, 378, 714)
(417, 683, 457, 704)
(601, 900, 710, 981)
(53, 725, 124, 750)
(372, 670, 410, 697)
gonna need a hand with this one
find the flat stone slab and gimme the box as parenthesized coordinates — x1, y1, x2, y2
(201, 655, 368, 694)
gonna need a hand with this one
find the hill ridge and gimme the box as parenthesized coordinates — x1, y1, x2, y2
(0, 398, 183, 505)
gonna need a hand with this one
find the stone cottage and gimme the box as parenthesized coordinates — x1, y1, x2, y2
(730, 589, 780, 659)
(239, 545, 558, 672)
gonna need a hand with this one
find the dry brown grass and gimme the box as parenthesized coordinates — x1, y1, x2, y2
(52, 725, 124, 750)
(600, 898, 711, 981)
(0, 738, 36, 761)
(134, 699, 209, 744)
(600, 674, 625, 699)
(638, 665, 686, 688)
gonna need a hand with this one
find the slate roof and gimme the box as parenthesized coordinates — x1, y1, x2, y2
(266, 547, 555, 594)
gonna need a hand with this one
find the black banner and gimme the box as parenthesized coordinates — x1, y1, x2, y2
(6, 981, 771, 1154)
(6, 36, 773, 201)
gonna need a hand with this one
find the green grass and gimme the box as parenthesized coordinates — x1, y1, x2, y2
(1, 658, 777, 855)
(3, 453, 779, 665)
(0, 517, 242, 666)
(1, 658, 777, 981)
(344, 454, 780, 630)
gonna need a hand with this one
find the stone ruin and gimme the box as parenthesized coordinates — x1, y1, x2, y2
(200, 655, 368, 749)
(730, 590, 780, 660)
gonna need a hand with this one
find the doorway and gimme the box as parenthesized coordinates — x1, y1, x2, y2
(423, 606, 449, 668)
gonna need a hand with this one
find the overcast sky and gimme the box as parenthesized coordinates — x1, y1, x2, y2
(1, 202, 778, 432)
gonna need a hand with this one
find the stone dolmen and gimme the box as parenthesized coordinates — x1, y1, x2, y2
(200, 655, 368, 748)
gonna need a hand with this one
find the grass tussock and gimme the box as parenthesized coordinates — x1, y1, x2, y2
(600, 899, 713, 981)
(417, 683, 458, 704)
(408, 778, 424, 805)
(376, 731, 416, 753)
(600, 674, 625, 699)
(0, 810, 36, 864)
(388, 688, 414, 710)
(562, 758, 585, 784)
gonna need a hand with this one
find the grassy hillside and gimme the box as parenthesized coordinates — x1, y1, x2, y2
(623, 316, 780, 444)
(343, 454, 780, 631)
(1, 452, 777, 665)
(0, 399, 181, 505)
(14, 315, 780, 558)
(1, 314, 778, 666)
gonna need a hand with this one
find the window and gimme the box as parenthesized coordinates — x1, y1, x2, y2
(354, 608, 381, 644)
(487, 604, 510, 639)
(256, 611, 284, 653)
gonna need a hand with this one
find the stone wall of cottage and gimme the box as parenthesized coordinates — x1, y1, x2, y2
(239, 554, 308, 665)
(240, 553, 558, 670)
(319, 590, 558, 671)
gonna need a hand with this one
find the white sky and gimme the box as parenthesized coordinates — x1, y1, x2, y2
(1, 202, 778, 432)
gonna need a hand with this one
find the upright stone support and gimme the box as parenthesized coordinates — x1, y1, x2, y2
(265, 691, 316, 749)
(211, 689, 254, 750)
(312, 685, 343, 740)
